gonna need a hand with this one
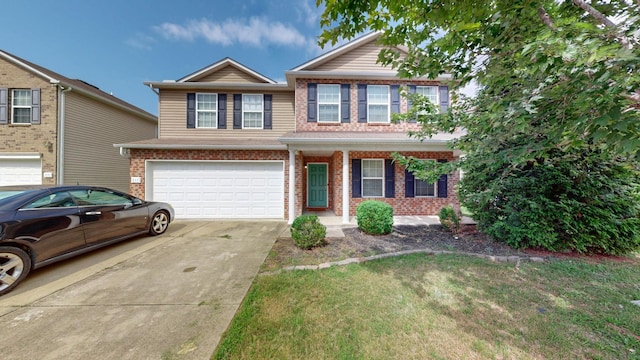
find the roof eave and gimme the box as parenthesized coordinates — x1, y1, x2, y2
(285, 71, 452, 84)
(113, 143, 287, 151)
(144, 81, 292, 91)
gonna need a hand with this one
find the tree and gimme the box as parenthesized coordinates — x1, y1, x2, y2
(318, 0, 640, 254)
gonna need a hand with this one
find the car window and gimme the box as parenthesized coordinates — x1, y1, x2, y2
(22, 191, 76, 209)
(70, 189, 133, 207)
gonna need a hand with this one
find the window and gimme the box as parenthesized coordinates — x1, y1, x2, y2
(362, 159, 384, 197)
(12, 89, 32, 124)
(416, 86, 439, 113)
(23, 191, 75, 209)
(196, 93, 217, 128)
(242, 94, 263, 129)
(69, 189, 133, 207)
(318, 84, 340, 123)
(367, 85, 389, 123)
(415, 179, 436, 197)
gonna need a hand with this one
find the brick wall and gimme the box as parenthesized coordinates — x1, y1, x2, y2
(0, 58, 58, 184)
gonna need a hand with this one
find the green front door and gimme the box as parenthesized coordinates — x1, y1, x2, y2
(307, 163, 328, 208)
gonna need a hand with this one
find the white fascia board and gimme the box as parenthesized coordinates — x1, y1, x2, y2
(144, 82, 292, 91)
(0, 51, 57, 83)
(113, 143, 287, 151)
(0, 152, 42, 159)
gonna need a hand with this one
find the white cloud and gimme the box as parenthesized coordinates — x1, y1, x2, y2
(296, 0, 322, 27)
(154, 17, 317, 52)
(125, 33, 157, 50)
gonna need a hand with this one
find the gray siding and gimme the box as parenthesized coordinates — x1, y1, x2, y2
(63, 92, 156, 192)
(158, 89, 295, 139)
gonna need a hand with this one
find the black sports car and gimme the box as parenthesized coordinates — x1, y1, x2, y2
(0, 185, 174, 296)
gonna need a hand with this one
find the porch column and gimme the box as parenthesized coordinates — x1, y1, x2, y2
(288, 149, 296, 224)
(342, 149, 350, 224)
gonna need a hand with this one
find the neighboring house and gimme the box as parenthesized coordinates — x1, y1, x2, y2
(0, 50, 157, 192)
(116, 32, 462, 223)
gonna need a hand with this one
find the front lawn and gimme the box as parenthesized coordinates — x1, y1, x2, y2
(214, 254, 639, 359)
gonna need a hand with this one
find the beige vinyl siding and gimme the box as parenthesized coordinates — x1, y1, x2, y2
(63, 92, 156, 192)
(193, 65, 267, 83)
(158, 90, 295, 139)
(310, 41, 398, 72)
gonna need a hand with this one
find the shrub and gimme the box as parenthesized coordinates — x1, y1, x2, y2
(291, 215, 326, 249)
(356, 200, 394, 235)
(439, 205, 461, 233)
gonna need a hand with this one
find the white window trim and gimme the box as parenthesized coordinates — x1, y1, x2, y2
(414, 159, 437, 197)
(11, 89, 32, 125)
(362, 159, 385, 198)
(317, 84, 340, 123)
(367, 85, 390, 123)
(416, 86, 440, 114)
(196, 93, 218, 129)
(242, 94, 264, 129)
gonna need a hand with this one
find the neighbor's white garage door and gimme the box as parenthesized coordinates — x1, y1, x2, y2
(148, 161, 284, 219)
(0, 158, 42, 186)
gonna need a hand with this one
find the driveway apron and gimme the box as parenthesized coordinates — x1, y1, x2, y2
(0, 220, 287, 360)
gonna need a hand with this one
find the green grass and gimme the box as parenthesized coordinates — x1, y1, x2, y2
(213, 254, 640, 360)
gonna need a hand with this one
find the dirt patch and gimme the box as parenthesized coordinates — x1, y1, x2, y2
(261, 224, 639, 272)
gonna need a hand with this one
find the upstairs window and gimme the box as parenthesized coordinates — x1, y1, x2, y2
(367, 85, 389, 123)
(317, 84, 340, 123)
(196, 93, 217, 128)
(12, 89, 32, 124)
(416, 86, 439, 113)
(242, 94, 263, 129)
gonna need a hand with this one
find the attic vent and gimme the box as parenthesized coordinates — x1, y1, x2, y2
(75, 79, 100, 90)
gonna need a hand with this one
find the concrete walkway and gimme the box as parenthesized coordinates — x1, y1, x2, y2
(0, 220, 288, 360)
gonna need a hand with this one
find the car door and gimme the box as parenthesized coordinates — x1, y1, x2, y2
(70, 189, 148, 245)
(13, 190, 85, 263)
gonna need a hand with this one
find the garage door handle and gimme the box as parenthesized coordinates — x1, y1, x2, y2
(84, 211, 101, 215)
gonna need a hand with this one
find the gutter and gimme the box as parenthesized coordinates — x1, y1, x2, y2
(114, 143, 287, 151)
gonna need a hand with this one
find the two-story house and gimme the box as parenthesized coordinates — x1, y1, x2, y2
(116, 32, 461, 223)
(0, 50, 157, 191)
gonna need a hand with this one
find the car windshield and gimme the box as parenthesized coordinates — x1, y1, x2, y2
(0, 190, 29, 202)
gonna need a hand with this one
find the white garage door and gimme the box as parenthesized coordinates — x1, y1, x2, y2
(0, 158, 42, 186)
(148, 161, 284, 219)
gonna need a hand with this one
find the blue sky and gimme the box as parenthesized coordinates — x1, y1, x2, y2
(2, 0, 331, 115)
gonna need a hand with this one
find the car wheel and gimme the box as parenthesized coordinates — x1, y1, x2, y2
(149, 211, 169, 236)
(0, 247, 32, 296)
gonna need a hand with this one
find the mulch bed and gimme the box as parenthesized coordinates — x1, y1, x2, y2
(262, 224, 638, 271)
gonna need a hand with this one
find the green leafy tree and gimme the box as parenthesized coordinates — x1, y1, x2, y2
(318, 0, 640, 254)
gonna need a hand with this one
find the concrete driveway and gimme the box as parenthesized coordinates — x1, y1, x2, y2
(0, 220, 287, 360)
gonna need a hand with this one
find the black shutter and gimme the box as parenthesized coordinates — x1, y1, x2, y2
(385, 159, 395, 198)
(340, 84, 350, 123)
(264, 94, 272, 129)
(30, 89, 40, 124)
(186, 93, 196, 128)
(0, 88, 7, 124)
(390, 85, 400, 114)
(217, 94, 226, 129)
(404, 169, 415, 198)
(307, 83, 317, 122)
(233, 94, 242, 129)
(439, 85, 449, 113)
(352, 159, 362, 198)
(357, 84, 367, 123)
(407, 85, 417, 123)
(437, 159, 448, 198)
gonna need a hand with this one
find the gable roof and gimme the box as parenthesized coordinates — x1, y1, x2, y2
(177, 57, 276, 84)
(291, 32, 387, 72)
(0, 49, 156, 122)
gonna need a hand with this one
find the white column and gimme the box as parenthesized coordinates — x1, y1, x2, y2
(288, 149, 296, 224)
(342, 149, 350, 224)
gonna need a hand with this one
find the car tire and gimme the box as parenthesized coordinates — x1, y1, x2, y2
(0, 247, 32, 296)
(149, 211, 169, 236)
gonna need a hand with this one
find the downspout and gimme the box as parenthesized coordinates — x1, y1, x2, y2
(54, 82, 72, 184)
(148, 84, 159, 138)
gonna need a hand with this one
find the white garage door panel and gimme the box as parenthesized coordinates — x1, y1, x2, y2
(149, 161, 284, 219)
(0, 159, 42, 186)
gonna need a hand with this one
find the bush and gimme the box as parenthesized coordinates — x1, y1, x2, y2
(291, 215, 326, 249)
(459, 147, 640, 255)
(356, 200, 394, 235)
(439, 205, 461, 233)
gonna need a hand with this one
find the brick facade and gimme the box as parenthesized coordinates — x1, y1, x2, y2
(0, 57, 58, 184)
